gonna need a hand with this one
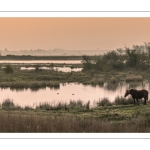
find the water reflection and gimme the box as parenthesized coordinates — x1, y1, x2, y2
(8, 86, 60, 92)
(128, 81, 143, 89)
(0, 81, 149, 107)
(104, 82, 119, 91)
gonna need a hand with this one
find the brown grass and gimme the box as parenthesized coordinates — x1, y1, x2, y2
(0, 112, 149, 132)
(110, 76, 117, 83)
(91, 77, 104, 84)
(125, 75, 143, 82)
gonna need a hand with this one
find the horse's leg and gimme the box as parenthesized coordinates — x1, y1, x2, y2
(146, 95, 148, 101)
(133, 98, 136, 105)
(144, 97, 146, 105)
(136, 99, 139, 105)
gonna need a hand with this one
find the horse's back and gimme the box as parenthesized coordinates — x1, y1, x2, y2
(137, 89, 148, 98)
(141, 89, 148, 94)
(131, 89, 148, 98)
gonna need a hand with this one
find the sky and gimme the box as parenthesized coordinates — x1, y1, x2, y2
(0, 17, 150, 51)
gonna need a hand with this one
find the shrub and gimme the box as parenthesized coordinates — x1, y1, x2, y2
(1, 99, 21, 110)
(2, 99, 14, 109)
(85, 101, 90, 110)
(35, 65, 40, 71)
(91, 77, 104, 85)
(125, 75, 143, 81)
(24, 106, 34, 110)
(110, 76, 117, 83)
(4, 64, 14, 74)
(91, 78, 97, 84)
(98, 78, 104, 84)
(112, 62, 125, 70)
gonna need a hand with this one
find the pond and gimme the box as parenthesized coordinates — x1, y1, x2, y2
(20, 66, 83, 72)
(0, 80, 149, 108)
(0, 60, 82, 64)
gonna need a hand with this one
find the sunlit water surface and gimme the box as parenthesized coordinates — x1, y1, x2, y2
(0, 81, 149, 108)
(20, 67, 83, 72)
(0, 60, 82, 64)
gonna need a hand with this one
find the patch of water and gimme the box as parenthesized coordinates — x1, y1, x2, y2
(20, 66, 83, 72)
(0, 81, 149, 107)
(0, 60, 82, 64)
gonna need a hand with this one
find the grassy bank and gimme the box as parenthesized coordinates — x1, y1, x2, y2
(0, 66, 149, 88)
(0, 64, 150, 132)
(0, 98, 150, 132)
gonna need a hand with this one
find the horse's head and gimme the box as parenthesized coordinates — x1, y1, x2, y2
(124, 90, 130, 97)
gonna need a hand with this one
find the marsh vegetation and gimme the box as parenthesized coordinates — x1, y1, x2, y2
(0, 43, 150, 132)
(0, 98, 150, 132)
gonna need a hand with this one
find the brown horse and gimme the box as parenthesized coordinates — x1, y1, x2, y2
(124, 89, 149, 105)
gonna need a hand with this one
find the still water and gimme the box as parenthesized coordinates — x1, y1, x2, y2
(20, 66, 83, 72)
(0, 60, 82, 64)
(0, 81, 149, 107)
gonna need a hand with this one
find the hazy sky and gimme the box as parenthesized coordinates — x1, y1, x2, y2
(0, 17, 150, 51)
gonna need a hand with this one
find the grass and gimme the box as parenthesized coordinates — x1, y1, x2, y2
(0, 99, 91, 111)
(125, 75, 143, 82)
(0, 98, 150, 132)
(0, 112, 149, 132)
(0, 65, 149, 89)
(91, 77, 104, 85)
(0, 65, 150, 132)
(97, 98, 112, 106)
(114, 96, 134, 105)
(1, 99, 21, 110)
(96, 96, 142, 106)
(110, 76, 117, 83)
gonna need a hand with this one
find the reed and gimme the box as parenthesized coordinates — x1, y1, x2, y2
(1, 99, 21, 110)
(0, 112, 149, 132)
(98, 78, 104, 84)
(97, 98, 112, 106)
(91, 77, 104, 85)
(35, 100, 91, 111)
(0, 81, 60, 90)
(114, 96, 134, 105)
(0, 97, 140, 111)
(110, 76, 117, 83)
(125, 75, 143, 82)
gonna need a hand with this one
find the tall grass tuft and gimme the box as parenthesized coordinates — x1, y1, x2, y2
(91, 77, 104, 85)
(85, 101, 90, 110)
(35, 102, 67, 111)
(110, 76, 117, 83)
(97, 98, 112, 106)
(125, 75, 143, 82)
(0, 112, 149, 132)
(4, 64, 14, 74)
(35, 100, 91, 111)
(98, 78, 104, 84)
(2, 99, 21, 110)
(114, 96, 133, 105)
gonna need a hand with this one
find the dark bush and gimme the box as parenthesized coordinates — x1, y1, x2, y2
(4, 64, 14, 74)
(2, 99, 21, 110)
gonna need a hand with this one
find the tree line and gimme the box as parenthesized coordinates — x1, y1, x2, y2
(0, 55, 82, 60)
(82, 42, 150, 71)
